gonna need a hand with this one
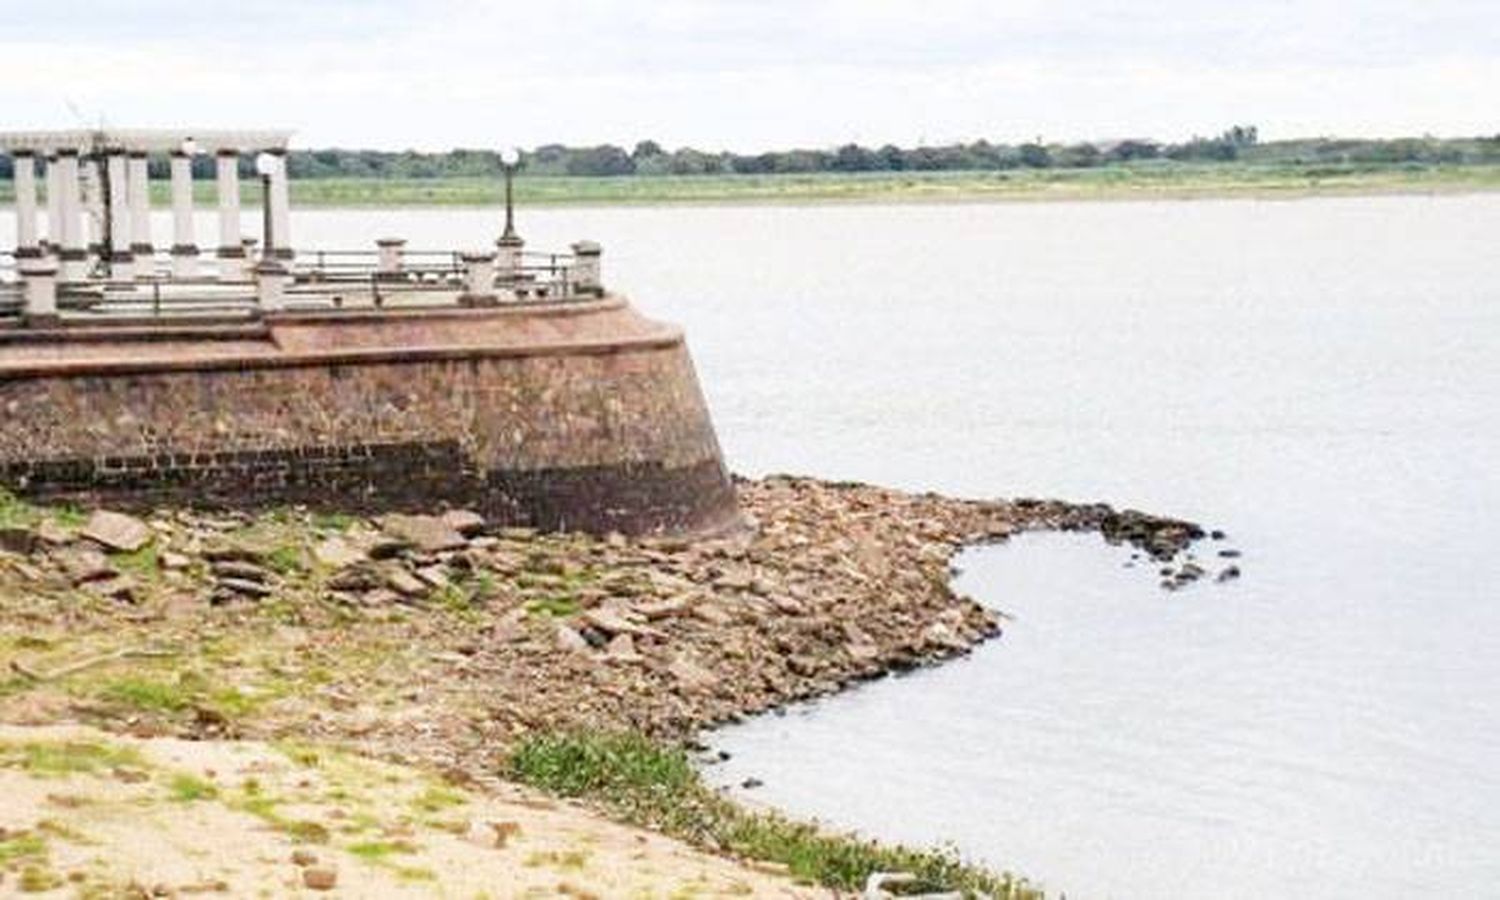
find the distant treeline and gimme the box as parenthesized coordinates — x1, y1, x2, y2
(3, 128, 1499, 179)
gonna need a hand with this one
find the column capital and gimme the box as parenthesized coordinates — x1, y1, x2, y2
(10, 148, 36, 158)
(216, 148, 240, 158)
(54, 148, 79, 158)
(127, 150, 148, 160)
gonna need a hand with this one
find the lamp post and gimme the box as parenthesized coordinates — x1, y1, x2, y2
(499, 147, 522, 241)
(497, 147, 523, 280)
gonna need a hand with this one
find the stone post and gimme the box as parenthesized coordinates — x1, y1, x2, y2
(253, 259, 289, 313)
(10, 150, 40, 257)
(54, 150, 88, 282)
(104, 149, 133, 278)
(376, 238, 406, 279)
(127, 151, 152, 278)
(459, 251, 496, 306)
(268, 149, 292, 259)
(169, 150, 198, 278)
(496, 233, 523, 282)
(215, 149, 244, 279)
(18, 255, 60, 326)
(571, 240, 602, 296)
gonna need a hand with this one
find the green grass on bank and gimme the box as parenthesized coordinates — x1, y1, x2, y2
(3, 161, 1500, 210)
(507, 730, 1042, 898)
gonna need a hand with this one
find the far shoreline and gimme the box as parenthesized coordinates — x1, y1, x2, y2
(3, 164, 1500, 213)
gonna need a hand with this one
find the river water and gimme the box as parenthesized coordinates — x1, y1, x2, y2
(7, 195, 1499, 897)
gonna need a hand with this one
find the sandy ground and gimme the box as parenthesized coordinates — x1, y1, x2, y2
(0, 724, 824, 899)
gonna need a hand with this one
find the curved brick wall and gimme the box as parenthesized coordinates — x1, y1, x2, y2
(0, 297, 738, 535)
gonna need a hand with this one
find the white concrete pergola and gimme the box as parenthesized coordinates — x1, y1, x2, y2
(1, 128, 294, 282)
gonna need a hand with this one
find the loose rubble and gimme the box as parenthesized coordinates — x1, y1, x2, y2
(0, 475, 1228, 789)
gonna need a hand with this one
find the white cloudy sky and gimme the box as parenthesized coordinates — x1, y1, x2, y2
(1, 0, 1496, 151)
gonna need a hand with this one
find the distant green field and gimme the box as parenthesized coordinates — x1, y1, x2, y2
(4, 162, 1499, 209)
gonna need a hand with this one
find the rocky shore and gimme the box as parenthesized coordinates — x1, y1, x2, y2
(0, 475, 1220, 782)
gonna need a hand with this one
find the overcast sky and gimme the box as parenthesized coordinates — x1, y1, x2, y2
(2, 0, 1496, 151)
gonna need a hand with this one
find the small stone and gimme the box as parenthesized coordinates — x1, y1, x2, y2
(463, 819, 520, 849)
(0, 526, 38, 555)
(81, 510, 151, 552)
(414, 565, 450, 589)
(291, 849, 319, 867)
(159, 551, 192, 571)
(582, 608, 658, 638)
(302, 866, 338, 890)
(313, 536, 366, 569)
(440, 509, 486, 537)
(35, 520, 75, 546)
(211, 560, 269, 582)
(667, 656, 719, 692)
(604, 632, 641, 661)
(385, 568, 428, 599)
(216, 577, 271, 598)
(636, 594, 696, 620)
(1217, 565, 1241, 582)
(554, 625, 590, 654)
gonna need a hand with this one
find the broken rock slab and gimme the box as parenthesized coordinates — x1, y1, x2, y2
(81, 510, 151, 553)
(378, 514, 467, 554)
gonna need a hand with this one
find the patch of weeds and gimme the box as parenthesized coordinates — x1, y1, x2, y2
(524, 594, 580, 618)
(18, 864, 63, 892)
(524, 849, 590, 871)
(167, 773, 220, 802)
(347, 839, 417, 861)
(35, 818, 91, 843)
(109, 545, 160, 579)
(0, 739, 146, 776)
(469, 570, 499, 601)
(97, 676, 190, 713)
(434, 583, 476, 614)
(48, 504, 90, 528)
(311, 511, 356, 532)
(410, 784, 466, 814)
(265, 544, 307, 576)
(0, 831, 48, 865)
(0, 489, 41, 529)
(394, 865, 437, 882)
(274, 740, 323, 768)
(508, 732, 1040, 899)
(284, 820, 333, 844)
(230, 781, 331, 844)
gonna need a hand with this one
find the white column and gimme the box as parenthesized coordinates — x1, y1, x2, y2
(268, 150, 292, 259)
(215, 149, 244, 279)
(54, 150, 87, 281)
(43, 155, 61, 253)
(128, 151, 152, 278)
(81, 157, 103, 261)
(104, 149, 133, 278)
(11, 151, 40, 256)
(169, 151, 198, 278)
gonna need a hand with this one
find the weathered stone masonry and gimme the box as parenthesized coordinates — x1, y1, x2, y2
(0, 297, 738, 535)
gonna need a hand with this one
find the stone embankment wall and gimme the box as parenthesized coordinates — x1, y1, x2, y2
(0, 298, 737, 535)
